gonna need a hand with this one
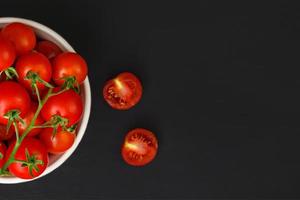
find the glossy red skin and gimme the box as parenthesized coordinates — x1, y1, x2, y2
(0, 142, 7, 168)
(121, 128, 158, 166)
(52, 52, 88, 86)
(36, 40, 62, 59)
(16, 51, 52, 91)
(41, 89, 83, 126)
(0, 35, 16, 71)
(40, 128, 75, 154)
(103, 72, 143, 110)
(1, 22, 36, 55)
(16, 103, 44, 137)
(0, 124, 14, 141)
(0, 81, 31, 125)
(6, 138, 48, 179)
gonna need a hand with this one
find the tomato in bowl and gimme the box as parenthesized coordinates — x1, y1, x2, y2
(0, 17, 91, 184)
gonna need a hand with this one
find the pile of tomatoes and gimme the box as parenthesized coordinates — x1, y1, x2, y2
(0, 21, 159, 180)
(0, 22, 87, 179)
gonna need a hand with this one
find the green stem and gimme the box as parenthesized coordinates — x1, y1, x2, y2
(0, 88, 53, 173)
(13, 121, 19, 142)
(31, 125, 54, 129)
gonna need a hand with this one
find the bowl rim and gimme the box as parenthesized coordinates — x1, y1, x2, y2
(0, 17, 91, 184)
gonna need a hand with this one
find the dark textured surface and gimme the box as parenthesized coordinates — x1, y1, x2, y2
(1, 0, 300, 199)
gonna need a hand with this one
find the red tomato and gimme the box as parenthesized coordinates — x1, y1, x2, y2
(36, 40, 62, 60)
(41, 89, 83, 126)
(0, 142, 7, 168)
(16, 51, 52, 91)
(0, 35, 16, 71)
(39, 128, 75, 154)
(121, 128, 158, 166)
(52, 52, 88, 86)
(0, 81, 31, 125)
(103, 72, 143, 110)
(0, 124, 14, 141)
(15, 103, 44, 137)
(1, 22, 36, 55)
(6, 138, 48, 179)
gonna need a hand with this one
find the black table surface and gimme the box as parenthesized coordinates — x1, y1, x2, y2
(1, 0, 300, 199)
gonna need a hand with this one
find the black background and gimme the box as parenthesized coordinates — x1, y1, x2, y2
(1, 0, 300, 199)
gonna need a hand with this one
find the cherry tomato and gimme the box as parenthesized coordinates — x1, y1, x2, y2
(103, 72, 143, 110)
(15, 103, 44, 137)
(41, 88, 83, 126)
(39, 128, 75, 154)
(6, 138, 48, 179)
(52, 52, 88, 86)
(1, 22, 36, 55)
(0, 35, 16, 71)
(121, 128, 158, 166)
(16, 51, 52, 91)
(36, 40, 62, 60)
(0, 124, 14, 141)
(0, 81, 31, 125)
(0, 142, 7, 168)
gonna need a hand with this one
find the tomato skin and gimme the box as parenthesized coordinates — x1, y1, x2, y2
(0, 142, 7, 168)
(15, 103, 44, 137)
(39, 128, 75, 154)
(0, 124, 14, 141)
(52, 52, 88, 86)
(16, 51, 52, 91)
(0, 81, 31, 125)
(1, 23, 36, 55)
(0, 35, 16, 71)
(36, 40, 62, 60)
(6, 138, 48, 179)
(121, 128, 158, 166)
(103, 72, 143, 110)
(41, 89, 83, 126)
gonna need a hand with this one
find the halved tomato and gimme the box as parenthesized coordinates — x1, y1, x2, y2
(121, 128, 158, 166)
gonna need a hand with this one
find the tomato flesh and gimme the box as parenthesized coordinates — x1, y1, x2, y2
(103, 72, 143, 110)
(121, 128, 158, 166)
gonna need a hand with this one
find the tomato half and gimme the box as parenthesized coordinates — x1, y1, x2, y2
(0, 142, 7, 168)
(1, 22, 36, 55)
(16, 51, 52, 91)
(0, 124, 14, 141)
(15, 103, 44, 137)
(0, 81, 31, 125)
(103, 72, 143, 110)
(52, 52, 88, 86)
(6, 138, 48, 179)
(121, 128, 158, 166)
(0, 35, 16, 71)
(39, 128, 75, 154)
(36, 40, 62, 60)
(41, 88, 83, 126)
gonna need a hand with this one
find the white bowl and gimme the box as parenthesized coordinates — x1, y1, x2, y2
(0, 17, 91, 184)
